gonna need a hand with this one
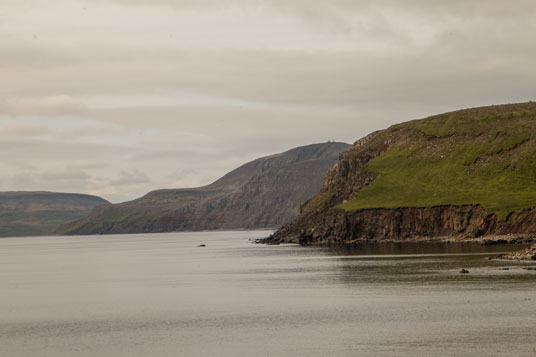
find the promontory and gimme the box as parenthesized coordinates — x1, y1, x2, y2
(266, 102, 536, 244)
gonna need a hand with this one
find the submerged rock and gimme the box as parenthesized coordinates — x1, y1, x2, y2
(459, 269, 470, 274)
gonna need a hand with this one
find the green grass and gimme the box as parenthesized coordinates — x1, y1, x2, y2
(0, 210, 92, 237)
(339, 110, 536, 219)
(291, 204, 301, 217)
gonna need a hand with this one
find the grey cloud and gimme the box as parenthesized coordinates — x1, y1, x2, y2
(5, 162, 40, 171)
(1, 0, 535, 202)
(131, 149, 222, 162)
(2, 47, 534, 110)
(7, 169, 98, 194)
(66, 161, 110, 170)
(8, 172, 39, 189)
(1, 0, 534, 116)
(93, 0, 534, 15)
(0, 138, 133, 161)
(0, 123, 50, 137)
(110, 170, 151, 186)
(41, 170, 91, 181)
(0, 96, 87, 116)
(89, 0, 536, 42)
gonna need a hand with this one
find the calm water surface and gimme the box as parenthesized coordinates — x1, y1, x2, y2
(1, 231, 535, 356)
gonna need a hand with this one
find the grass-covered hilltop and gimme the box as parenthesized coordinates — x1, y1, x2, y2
(267, 101, 536, 244)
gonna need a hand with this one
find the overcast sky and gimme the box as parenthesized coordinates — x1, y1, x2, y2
(1, 0, 535, 202)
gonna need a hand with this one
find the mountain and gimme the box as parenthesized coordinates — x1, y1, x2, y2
(266, 102, 536, 244)
(0, 192, 110, 237)
(57, 142, 351, 235)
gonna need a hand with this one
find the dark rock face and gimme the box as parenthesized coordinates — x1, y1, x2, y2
(57, 142, 351, 235)
(268, 205, 536, 244)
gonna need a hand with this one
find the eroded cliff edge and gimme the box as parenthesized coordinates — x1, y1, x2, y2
(265, 102, 536, 244)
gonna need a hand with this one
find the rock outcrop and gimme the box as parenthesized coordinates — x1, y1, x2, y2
(268, 205, 536, 244)
(265, 102, 536, 245)
(497, 244, 536, 261)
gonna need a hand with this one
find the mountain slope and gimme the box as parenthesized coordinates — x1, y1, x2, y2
(57, 142, 351, 235)
(0, 192, 110, 237)
(267, 102, 536, 244)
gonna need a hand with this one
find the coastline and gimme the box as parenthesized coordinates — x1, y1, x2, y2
(496, 244, 536, 261)
(258, 233, 536, 245)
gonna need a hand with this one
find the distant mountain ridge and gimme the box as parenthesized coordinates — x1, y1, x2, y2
(0, 191, 109, 237)
(57, 142, 351, 235)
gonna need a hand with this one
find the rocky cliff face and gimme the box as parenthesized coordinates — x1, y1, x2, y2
(57, 142, 350, 235)
(269, 205, 536, 244)
(266, 102, 536, 244)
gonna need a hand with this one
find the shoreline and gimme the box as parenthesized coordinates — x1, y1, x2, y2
(258, 233, 536, 245)
(495, 244, 536, 261)
(257, 234, 536, 261)
(344, 234, 536, 245)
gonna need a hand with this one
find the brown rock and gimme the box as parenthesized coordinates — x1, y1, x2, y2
(497, 244, 536, 261)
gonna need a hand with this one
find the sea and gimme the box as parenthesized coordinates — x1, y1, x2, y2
(1, 231, 535, 356)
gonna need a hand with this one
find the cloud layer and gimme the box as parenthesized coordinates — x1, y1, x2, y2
(1, 0, 535, 202)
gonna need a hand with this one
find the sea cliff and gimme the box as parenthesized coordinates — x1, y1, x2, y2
(265, 102, 536, 244)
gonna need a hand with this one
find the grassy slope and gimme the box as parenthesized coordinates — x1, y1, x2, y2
(0, 192, 109, 237)
(0, 211, 93, 237)
(339, 105, 536, 219)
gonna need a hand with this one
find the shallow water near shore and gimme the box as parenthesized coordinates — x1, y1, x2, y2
(1, 231, 535, 356)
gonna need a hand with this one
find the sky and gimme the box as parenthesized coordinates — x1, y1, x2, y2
(1, 0, 535, 203)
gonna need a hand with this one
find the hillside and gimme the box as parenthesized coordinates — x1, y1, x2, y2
(0, 192, 110, 237)
(266, 102, 536, 244)
(57, 142, 350, 235)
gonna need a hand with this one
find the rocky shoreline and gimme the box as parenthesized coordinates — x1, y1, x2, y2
(264, 204, 536, 246)
(496, 244, 536, 261)
(258, 233, 536, 262)
(258, 233, 536, 245)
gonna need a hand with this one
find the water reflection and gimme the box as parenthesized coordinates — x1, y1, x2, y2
(315, 243, 536, 287)
(321, 242, 530, 256)
(1, 233, 535, 357)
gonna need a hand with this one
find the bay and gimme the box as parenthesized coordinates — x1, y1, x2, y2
(0, 231, 535, 356)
